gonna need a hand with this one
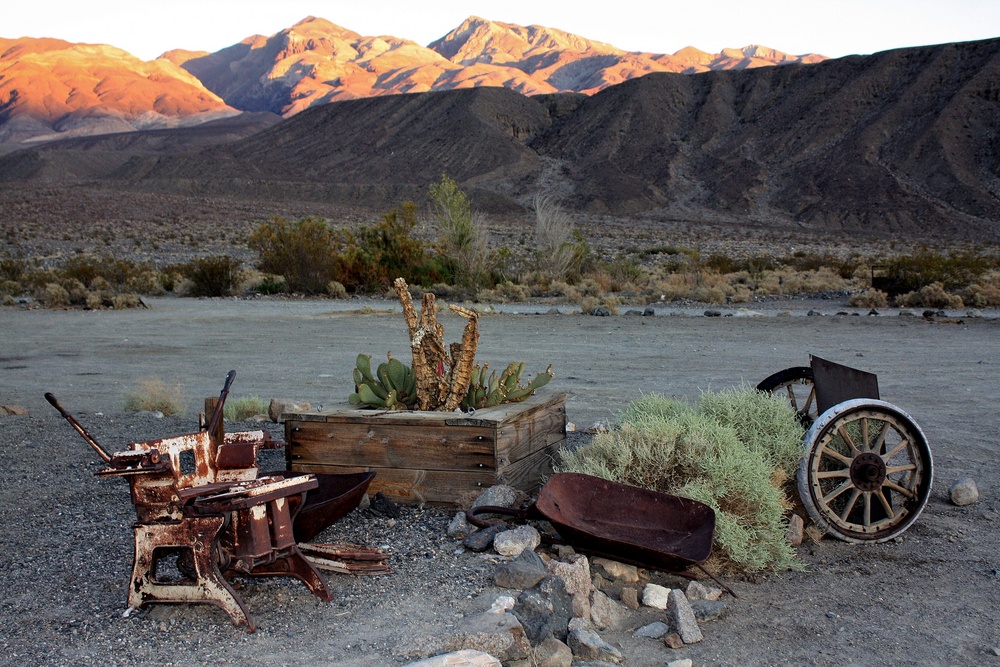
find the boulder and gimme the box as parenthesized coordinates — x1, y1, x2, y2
(949, 477, 980, 506)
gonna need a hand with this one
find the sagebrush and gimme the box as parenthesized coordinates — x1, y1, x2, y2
(558, 387, 805, 573)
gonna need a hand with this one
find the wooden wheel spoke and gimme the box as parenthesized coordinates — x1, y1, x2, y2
(874, 489, 896, 519)
(816, 468, 851, 479)
(884, 480, 917, 499)
(882, 439, 909, 462)
(886, 463, 917, 475)
(822, 479, 854, 504)
(863, 492, 872, 527)
(784, 385, 798, 411)
(861, 418, 871, 453)
(838, 488, 862, 522)
(872, 421, 890, 453)
(803, 388, 815, 414)
(819, 445, 854, 467)
(837, 425, 861, 456)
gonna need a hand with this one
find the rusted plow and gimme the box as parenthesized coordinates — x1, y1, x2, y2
(47, 371, 337, 632)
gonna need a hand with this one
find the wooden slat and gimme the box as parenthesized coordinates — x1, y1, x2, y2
(288, 421, 496, 471)
(497, 438, 565, 493)
(495, 396, 566, 464)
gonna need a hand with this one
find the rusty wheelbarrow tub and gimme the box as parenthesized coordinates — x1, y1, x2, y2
(278, 470, 376, 543)
(468, 473, 728, 592)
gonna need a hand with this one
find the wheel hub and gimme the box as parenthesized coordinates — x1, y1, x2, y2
(850, 452, 887, 492)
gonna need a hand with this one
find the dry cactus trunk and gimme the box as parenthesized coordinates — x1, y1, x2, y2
(393, 278, 479, 411)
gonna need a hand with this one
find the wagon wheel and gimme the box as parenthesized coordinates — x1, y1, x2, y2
(797, 399, 933, 543)
(757, 366, 817, 426)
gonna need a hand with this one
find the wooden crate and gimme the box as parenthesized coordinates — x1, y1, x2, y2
(284, 392, 567, 506)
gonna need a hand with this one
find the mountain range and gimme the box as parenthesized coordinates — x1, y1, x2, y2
(0, 16, 823, 145)
(1, 18, 998, 245)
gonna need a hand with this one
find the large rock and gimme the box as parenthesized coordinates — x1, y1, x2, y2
(949, 478, 980, 506)
(546, 555, 592, 618)
(513, 576, 573, 643)
(531, 637, 573, 667)
(403, 650, 502, 666)
(494, 525, 541, 557)
(417, 612, 530, 662)
(463, 523, 509, 552)
(473, 485, 519, 510)
(448, 511, 472, 538)
(641, 583, 671, 609)
(495, 548, 548, 590)
(589, 590, 632, 631)
(566, 629, 623, 663)
(666, 589, 703, 644)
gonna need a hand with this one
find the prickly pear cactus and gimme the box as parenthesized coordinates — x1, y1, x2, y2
(349, 353, 418, 409)
(461, 362, 554, 411)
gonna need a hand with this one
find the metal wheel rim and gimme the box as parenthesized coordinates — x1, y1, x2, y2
(758, 367, 817, 426)
(798, 399, 933, 543)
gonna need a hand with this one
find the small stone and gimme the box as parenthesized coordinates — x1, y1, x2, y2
(589, 306, 612, 316)
(663, 633, 684, 649)
(590, 590, 632, 631)
(489, 596, 516, 614)
(463, 523, 510, 552)
(494, 525, 541, 557)
(403, 650, 502, 667)
(666, 659, 693, 667)
(267, 398, 311, 422)
(448, 512, 472, 539)
(0, 405, 28, 416)
(546, 554, 591, 618)
(641, 583, 671, 610)
(632, 621, 669, 639)
(531, 637, 573, 667)
(690, 599, 727, 622)
(554, 544, 576, 559)
(949, 477, 980, 506)
(473, 485, 519, 510)
(703, 309, 722, 317)
(619, 587, 640, 610)
(786, 513, 805, 546)
(807, 309, 822, 316)
(643, 306, 656, 316)
(685, 580, 723, 601)
(566, 629, 623, 663)
(667, 589, 703, 644)
(495, 548, 548, 590)
(369, 492, 401, 518)
(590, 557, 639, 583)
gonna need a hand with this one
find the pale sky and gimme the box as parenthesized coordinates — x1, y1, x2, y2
(5, 0, 999, 62)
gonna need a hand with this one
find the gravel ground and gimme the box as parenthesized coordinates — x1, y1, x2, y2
(1, 299, 999, 666)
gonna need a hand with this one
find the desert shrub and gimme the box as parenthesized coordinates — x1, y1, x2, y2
(896, 282, 964, 308)
(592, 256, 645, 292)
(477, 281, 528, 303)
(124, 377, 185, 415)
(223, 396, 269, 421)
(0, 252, 31, 283)
(558, 389, 804, 573)
(848, 288, 889, 308)
(0, 279, 23, 297)
(876, 250, 995, 294)
(533, 194, 590, 281)
(336, 202, 449, 292)
(429, 174, 492, 288)
(326, 280, 348, 299)
(248, 216, 339, 294)
(185, 255, 244, 297)
(36, 282, 70, 308)
(255, 276, 287, 295)
(960, 272, 1000, 307)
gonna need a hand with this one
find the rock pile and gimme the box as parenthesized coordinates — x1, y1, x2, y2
(407, 486, 727, 666)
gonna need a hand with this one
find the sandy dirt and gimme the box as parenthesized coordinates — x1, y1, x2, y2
(1, 297, 998, 666)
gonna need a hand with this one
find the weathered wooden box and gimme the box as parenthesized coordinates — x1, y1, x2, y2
(283, 392, 567, 506)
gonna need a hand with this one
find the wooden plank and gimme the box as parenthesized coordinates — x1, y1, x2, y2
(291, 463, 497, 505)
(495, 395, 566, 464)
(287, 421, 496, 471)
(497, 438, 565, 493)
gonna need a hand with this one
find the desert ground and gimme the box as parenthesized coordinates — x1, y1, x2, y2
(1, 295, 998, 666)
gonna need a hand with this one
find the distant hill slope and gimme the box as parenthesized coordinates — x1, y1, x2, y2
(0, 37, 237, 145)
(0, 16, 823, 146)
(1, 38, 997, 243)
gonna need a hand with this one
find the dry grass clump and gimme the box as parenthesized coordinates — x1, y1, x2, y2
(558, 387, 805, 573)
(124, 378, 186, 415)
(960, 272, 1000, 307)
(896, 282, 964, 309)
(848, 288, 889, 308)
(223, 395, 269, 421)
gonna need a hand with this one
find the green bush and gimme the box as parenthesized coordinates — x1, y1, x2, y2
(185, 255, 244, 297)
(248, 216, 339, 294)
(558, 388, 805, 574)
(429, 174, 492, 288)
